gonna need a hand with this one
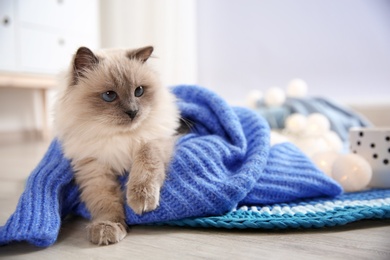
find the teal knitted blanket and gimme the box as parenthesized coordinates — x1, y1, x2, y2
(1, 85, 347, 247)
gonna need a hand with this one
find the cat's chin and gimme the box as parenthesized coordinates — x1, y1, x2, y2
(118, 121, 142, 133)
(110, 121, 140, 135)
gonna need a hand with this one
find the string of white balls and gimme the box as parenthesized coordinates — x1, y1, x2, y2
(246, 79, 373, 193)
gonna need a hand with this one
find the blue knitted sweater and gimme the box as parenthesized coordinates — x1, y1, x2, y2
(0, 85, 342, 247)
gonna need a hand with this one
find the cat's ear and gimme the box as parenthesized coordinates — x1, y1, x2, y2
(72, 47, 99, 84)
(127, 46, 154, 63)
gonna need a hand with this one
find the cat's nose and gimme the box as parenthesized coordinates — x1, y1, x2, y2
(126, 110, 138, 120)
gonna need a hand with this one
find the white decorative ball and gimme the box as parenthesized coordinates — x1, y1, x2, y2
(306, 113, 331, 136)
(293, 136, 330, 158)
(332, 154, 372, 192)
(264, 87, 286, 107)
(323, 131, 343, 152)
(286, 79, 308, 98)
(311, 151, 339, 177)
(285, 113, 307, 134)
(246, 90, 263, 109)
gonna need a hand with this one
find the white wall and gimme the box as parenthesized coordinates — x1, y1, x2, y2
(197, 0, 390, 104)
(99, 0, 197, 87)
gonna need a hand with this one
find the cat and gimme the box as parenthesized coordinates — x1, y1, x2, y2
(55, 46, 181, 245)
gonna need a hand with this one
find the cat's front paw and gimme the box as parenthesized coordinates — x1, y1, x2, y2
(87, 221, 127, 246)
(127, 183, 160, 215)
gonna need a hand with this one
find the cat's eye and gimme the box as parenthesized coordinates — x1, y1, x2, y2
(134, 86, 144, 97)
(102, 91, 117, 102)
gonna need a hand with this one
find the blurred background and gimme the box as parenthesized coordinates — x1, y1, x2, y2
(0, 0, 389, 143)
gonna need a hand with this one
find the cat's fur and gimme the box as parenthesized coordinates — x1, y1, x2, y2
(55, 46, 180, 245)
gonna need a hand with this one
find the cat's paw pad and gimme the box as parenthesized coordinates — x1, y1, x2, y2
(127, 184, 160, 215)
(87, 221, 127, 246)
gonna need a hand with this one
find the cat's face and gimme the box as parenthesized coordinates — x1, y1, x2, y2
(60, 46, 164, 133)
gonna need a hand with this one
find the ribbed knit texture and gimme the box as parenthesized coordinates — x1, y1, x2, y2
(0, 85, 342, 247)
(0, 140, 74, 247)
(162, 189, 390, 229)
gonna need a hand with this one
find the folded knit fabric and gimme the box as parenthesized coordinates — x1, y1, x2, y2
(0, 85, 342, 247)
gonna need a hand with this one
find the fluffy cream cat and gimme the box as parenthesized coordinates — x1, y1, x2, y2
(55, 46, 180, 245)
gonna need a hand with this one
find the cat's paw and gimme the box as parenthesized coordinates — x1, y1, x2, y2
(126, 183, 160, 215)
(86, 220, 127, 246)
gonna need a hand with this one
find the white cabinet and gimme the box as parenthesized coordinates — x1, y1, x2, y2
(18, 0, 98, 34)
(0, 0, 100, 74)
(0, 0, 100, 140)
(0, 0, 17, 71)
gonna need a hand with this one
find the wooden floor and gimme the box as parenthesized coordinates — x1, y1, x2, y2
(0, 140, 389, 259)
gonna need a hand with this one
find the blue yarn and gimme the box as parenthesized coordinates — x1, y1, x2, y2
(0, 85, 342, 247)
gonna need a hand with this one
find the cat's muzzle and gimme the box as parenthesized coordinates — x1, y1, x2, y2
(126, 110, 139, 120)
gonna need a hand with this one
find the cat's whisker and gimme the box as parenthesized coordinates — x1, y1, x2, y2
(180, 117, 194, 130)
